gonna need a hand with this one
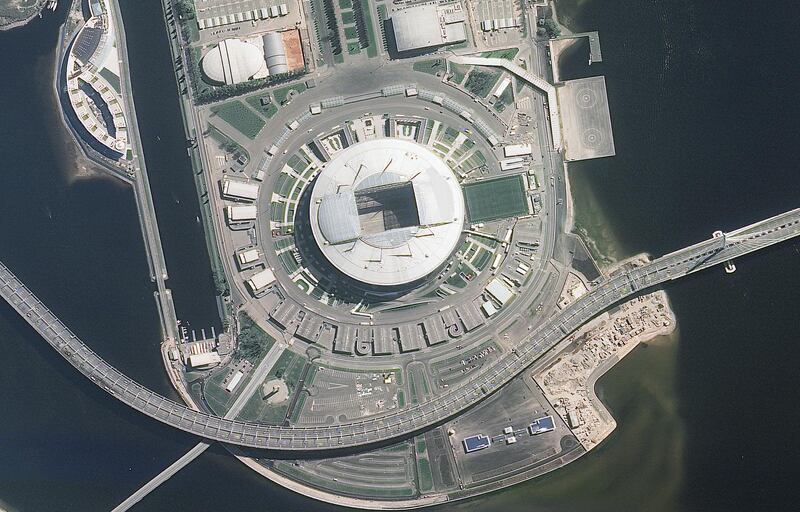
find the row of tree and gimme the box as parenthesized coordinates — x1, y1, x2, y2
(195, 70, 306, 105)
(351, 0, 369, 49)
(322, 0, 343, 55)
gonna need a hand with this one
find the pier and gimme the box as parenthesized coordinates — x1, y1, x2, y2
(554, 31, 603, 64)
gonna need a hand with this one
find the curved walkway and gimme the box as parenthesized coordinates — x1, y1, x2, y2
(1, 209, 798, 451)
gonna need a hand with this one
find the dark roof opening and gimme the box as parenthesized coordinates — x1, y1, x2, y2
(355, 181, 419, 234)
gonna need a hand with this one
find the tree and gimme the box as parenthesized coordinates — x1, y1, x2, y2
(174, 0, 195, 20)
(236, 313, 272, 363)
(542, 19, 561, 39)
(465, 70, 499, 98)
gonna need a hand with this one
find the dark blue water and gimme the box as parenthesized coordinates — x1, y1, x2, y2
(556, 1, 800, 511)
(118, 0, 222, 331)
(0, 4, 198, 511)
(0, 0, 799, 511)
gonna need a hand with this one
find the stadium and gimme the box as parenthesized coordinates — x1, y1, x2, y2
(255, 109, 533, 307)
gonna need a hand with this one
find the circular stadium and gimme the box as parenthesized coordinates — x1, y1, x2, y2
(309, 138, 465, 287)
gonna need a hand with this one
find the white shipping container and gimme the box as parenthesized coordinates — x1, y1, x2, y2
(225, 371, 244, 392)
(237, 249, 260, 265)
(226, 205, 258, 222)
(503, 143, 533, 157)
(222, 178, 259, 201)
(247, 268, 276, 293)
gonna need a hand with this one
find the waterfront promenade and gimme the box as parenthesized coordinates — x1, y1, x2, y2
(1, 209, 798, 451)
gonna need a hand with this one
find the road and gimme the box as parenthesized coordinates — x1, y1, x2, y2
(111, 336, 286, 511)
(1, 208, 797, 451)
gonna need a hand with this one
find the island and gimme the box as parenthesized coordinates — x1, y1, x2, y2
(1, 0, 796, 510)
(0, 0, 56, 31)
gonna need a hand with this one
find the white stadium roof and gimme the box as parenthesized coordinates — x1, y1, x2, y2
(201, 39, 266, 85)
(309, 139, 465, 287)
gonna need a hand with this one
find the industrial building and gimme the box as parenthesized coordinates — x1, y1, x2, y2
(246, 268, 276, 296)
(463, 434, 491, 453)
(201, 39, 267, 85)
(528, 415, 555, 435)
(200, 31, 298, 85)
(225, 204, 258, 224)
(221, 177, 260, 201)
(391, 1, 467, 53)
(194, 1, 290, 30)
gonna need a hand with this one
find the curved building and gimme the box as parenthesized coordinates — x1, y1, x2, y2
(262, 32, 289, 75)
(201, 39, 267, 85)
(309, 139, 465, 287)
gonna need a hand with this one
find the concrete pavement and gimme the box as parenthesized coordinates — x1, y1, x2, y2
(1, 208, 798, 451)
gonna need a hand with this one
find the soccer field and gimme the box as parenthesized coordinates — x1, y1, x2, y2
(463, 175, 528, 222)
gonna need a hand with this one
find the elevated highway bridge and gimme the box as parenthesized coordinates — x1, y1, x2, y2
(1, 209, 799, 451)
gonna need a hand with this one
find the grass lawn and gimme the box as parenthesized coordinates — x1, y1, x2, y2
(347, 41, 361, 54)
(358, 0, 378, 57)
(183, 19, 199, 44)
(417, 458, 434, 492)
(274, 82, 308, 105)
(206, 123, 249, 161)
(344, 25, 359, 40)
(472, 247, 493, 271)
(234, 349, 308, 424)
(448, 63, 470, 85)
(275, 461, 416, 498)
(236, 312, 275, 363)
(98, 68, 121, 93)
(210, 100, 265, 139)
(341, 10, 355, 24)
(481, 47, 520, 60)
(463, 175, 528, 222)
(494, 84, 514, 112)
(413, 58, 446, 75)
(245, 94, 278, 119)
(338, 0, 352, 7)
(464, 68, 502, 98)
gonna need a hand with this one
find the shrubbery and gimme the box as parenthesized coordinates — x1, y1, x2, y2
(237, 313, 273, 363)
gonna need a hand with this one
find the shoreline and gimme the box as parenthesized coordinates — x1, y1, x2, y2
(536, 286, 677, 451)
(0, 0, 49, 32)
(147, 0, 674, 507)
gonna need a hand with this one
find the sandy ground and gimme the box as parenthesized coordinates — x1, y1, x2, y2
(535, 288, 676, 450)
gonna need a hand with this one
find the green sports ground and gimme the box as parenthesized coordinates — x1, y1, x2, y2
(463, 175, 528, 222)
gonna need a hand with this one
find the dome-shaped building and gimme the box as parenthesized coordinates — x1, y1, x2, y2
(309, 139, 465, 287)
(201, 39, 267, 85)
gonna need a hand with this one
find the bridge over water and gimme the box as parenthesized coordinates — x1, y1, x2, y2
(2, 209, 799, 451)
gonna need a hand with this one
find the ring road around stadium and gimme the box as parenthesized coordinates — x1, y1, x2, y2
(210, 89, 557, 439)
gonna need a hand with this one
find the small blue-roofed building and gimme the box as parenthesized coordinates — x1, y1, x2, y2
(529, 415, 556, 435)
(463, 434, 491, 453)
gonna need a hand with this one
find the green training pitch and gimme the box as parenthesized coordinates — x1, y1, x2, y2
(463, 175, 528, 222)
